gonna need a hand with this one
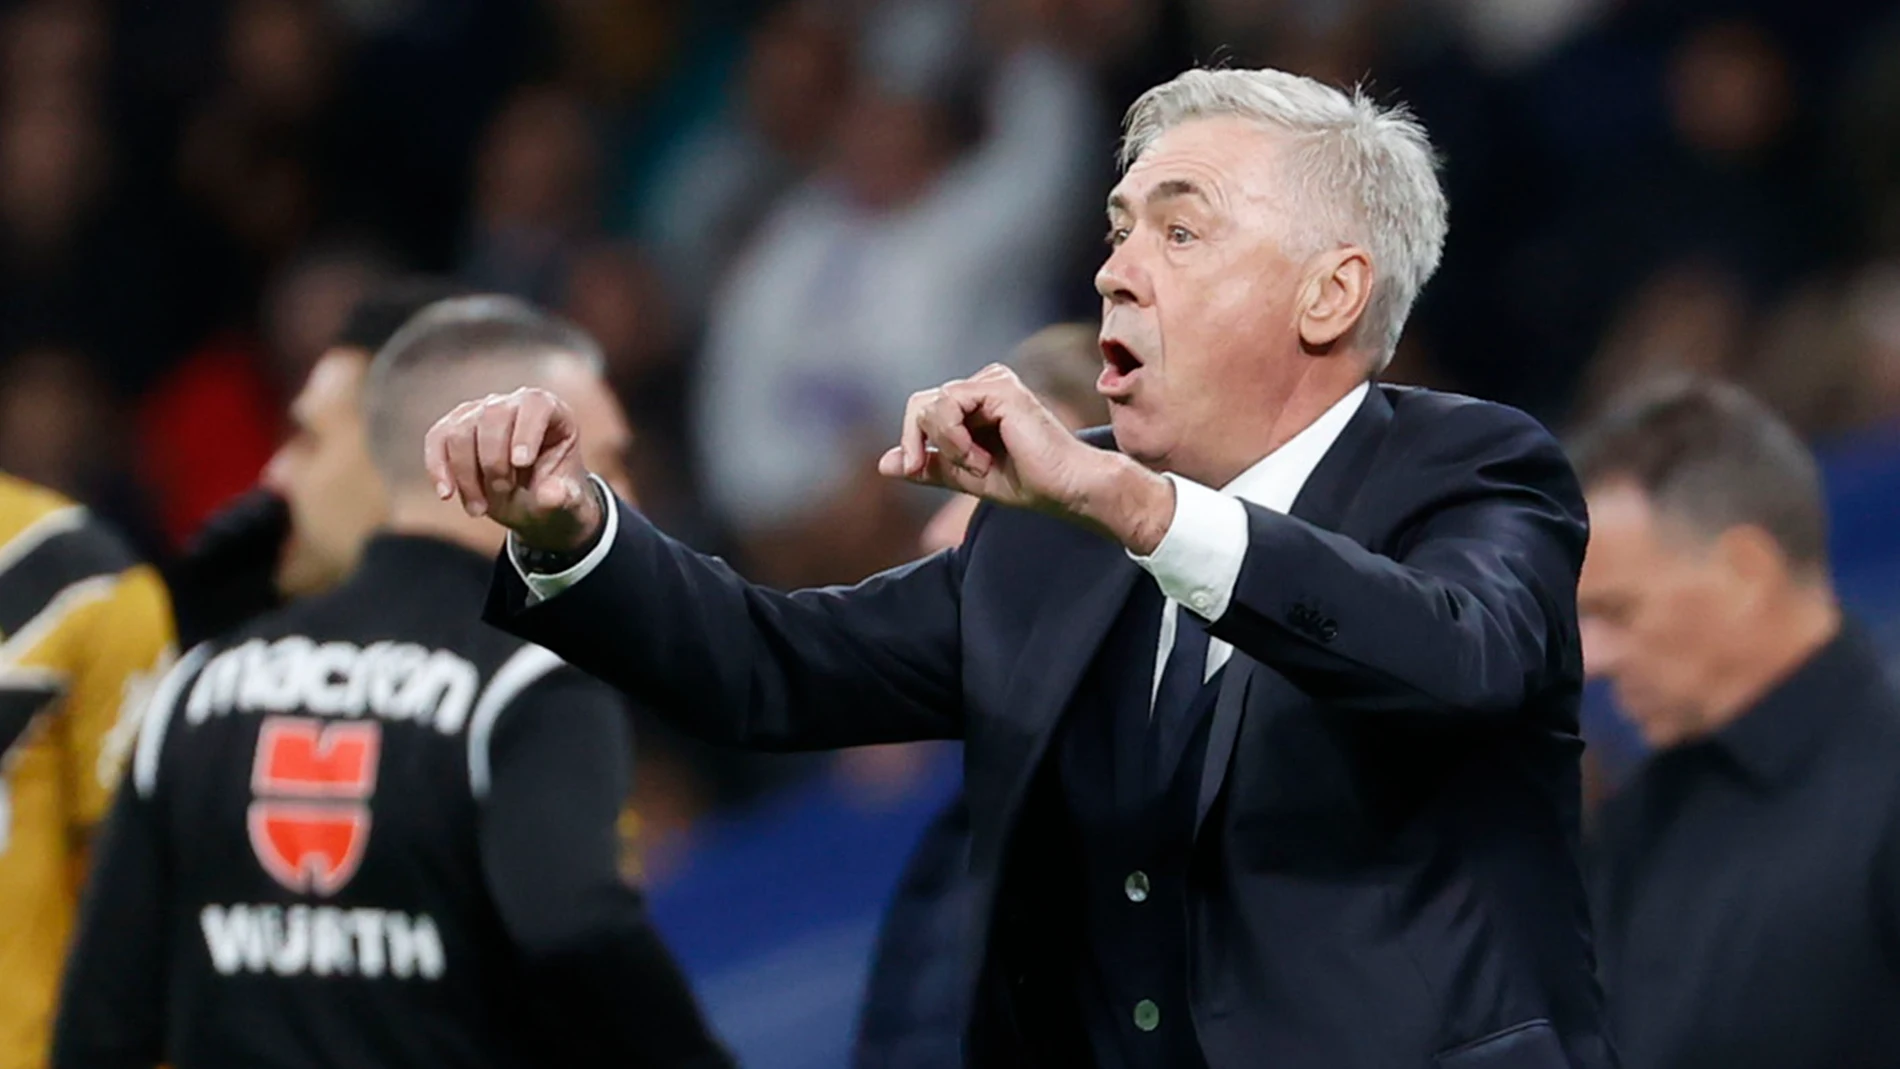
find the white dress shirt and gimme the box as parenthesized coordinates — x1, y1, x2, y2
(1129, 382, 1369, 702)
(515, 383, 1371, 707)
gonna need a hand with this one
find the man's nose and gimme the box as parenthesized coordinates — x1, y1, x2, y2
(1095, 246, 1149, 306)
(260, 449, 293, 496)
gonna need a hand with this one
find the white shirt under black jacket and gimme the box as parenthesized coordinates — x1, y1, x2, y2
(513, 383, 1370, 704)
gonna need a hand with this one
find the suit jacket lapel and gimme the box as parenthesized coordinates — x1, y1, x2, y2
(996, 534, 1141, 818)
(1195, 386, 1396, 835)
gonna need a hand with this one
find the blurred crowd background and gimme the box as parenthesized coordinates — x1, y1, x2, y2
(6, 0, 1900, 1065)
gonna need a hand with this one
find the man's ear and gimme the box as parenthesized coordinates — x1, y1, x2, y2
(1713, 524, 1793, 611)
(1297, 246, 1374, 351)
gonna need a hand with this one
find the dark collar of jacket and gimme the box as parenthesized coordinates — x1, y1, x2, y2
(357, 533, 497, 590)
(1704, 621, 1892, 791)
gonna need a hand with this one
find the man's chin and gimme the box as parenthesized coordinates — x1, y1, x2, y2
(1107, 409, 1167, 466)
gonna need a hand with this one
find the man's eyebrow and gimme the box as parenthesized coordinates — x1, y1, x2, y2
(1148, 178, 1207, 205)
(1106, 179, 1210, 216)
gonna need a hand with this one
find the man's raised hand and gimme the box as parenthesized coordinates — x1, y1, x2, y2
(877, 365, 1080, 511)
(423, 387, 604, 552)
(878, 364, 1177, 553)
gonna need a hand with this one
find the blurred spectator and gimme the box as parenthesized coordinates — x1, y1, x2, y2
(1572, 260, 1752, 424)
(0, 99, 106, 259)
(1, 0, 109, 109)
(260, 244, 389, 391)
(162, 274, 468, 646)
(694, 0, 1100, 581)
(1839, 261, 1900, 426)
(131, 327, 281, 552)
(173, 0, 346, 319)
(0, 347, 114, 500)
(558, 242, 704, 536)
(1014, 321, 1114, 428)
(226, 0, 341, 123)
(548, 0, 680, 106)
(1434, 0, 1610, 73)
(1833, 11, 1900, 258)
(1443, 12, 1825, 417)
(463, 85, 603, 303)
(634, 0, 855, 319)
(0, 88, 173, 396)
(1190, 0, 1388, 87)
(1575, 379, 1900, 1069)
(133, 246, 386, 552)
(1739, 276, 1863, 436)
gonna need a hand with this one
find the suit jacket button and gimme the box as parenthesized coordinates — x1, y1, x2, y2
(1123, 871, 1150, 903)
(1318, 620, 1338, 643)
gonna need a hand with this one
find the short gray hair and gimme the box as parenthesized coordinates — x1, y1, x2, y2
(365, 295, 603, 488)
(1120, 68, 1448, 368)
(1569, 377, 1828, 572)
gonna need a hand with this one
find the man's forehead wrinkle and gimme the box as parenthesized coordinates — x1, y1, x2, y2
(1112, 157, 1237, 216)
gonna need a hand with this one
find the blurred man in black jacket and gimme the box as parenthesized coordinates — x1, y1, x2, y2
(1577, 379, 1900, 1069)
(54, 297, 729, 1069)
(163, 278, 469, 647)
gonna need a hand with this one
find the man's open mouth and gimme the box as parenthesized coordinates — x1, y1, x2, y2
(1098, 339, 1144, 396)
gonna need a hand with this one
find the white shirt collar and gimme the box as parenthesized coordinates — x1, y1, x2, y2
(1220, 381, 1370, 514)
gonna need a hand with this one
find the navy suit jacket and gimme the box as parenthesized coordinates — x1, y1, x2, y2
(485, 385, 1617, 1069)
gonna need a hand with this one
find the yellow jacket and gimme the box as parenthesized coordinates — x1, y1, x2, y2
(0, 475, 175, 1069)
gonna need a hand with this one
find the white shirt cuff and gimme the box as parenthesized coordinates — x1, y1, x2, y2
(508, 474, 620, 604)
(1128, 473, 1248, 621)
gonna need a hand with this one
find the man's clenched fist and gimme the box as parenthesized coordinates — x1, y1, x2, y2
(878, 364, 1176, 554)
(424, 387, 603, 552)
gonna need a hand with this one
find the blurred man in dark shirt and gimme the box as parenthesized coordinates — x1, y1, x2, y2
(1575, 378, 1900, 1069)
(55, 296, 727, 1069)
(163, 277, 469, 647)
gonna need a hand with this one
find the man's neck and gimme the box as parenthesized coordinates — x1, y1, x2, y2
(1182, 370, 1366, 489)
(1697, 584, 1843, 735)
(383, 492, 508, 558)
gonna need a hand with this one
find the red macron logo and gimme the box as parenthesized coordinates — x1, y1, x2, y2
(247, 718, 381, 896)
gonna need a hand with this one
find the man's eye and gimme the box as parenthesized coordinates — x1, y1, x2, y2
(1167, 225, 1194, 245)
(1105, 226, 1131, 247)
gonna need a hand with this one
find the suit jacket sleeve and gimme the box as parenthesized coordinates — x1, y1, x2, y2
(1209, 404, 1587, 718)
(484, 499, 971, 751)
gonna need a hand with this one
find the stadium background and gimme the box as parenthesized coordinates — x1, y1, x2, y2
(4, 0, 1900, 1065)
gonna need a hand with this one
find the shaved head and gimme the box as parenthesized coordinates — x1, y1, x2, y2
(365, 296, 604, 490)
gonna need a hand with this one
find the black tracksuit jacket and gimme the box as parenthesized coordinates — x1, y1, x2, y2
(54, 534, 731, 1069)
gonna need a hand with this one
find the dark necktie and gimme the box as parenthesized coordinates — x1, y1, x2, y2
(1146, 601, 1213, 784)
